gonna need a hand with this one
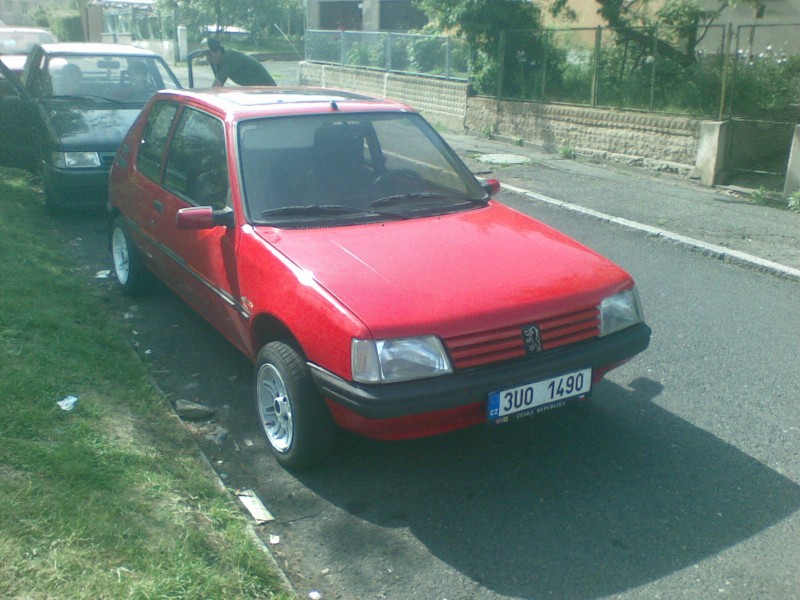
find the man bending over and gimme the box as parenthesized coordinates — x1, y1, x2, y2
(207, 39, 276, 87)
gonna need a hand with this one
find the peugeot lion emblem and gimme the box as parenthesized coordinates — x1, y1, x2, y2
(522, 324, 543, 353)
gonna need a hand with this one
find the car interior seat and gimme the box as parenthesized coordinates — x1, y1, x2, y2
(308, 123, 374, 204)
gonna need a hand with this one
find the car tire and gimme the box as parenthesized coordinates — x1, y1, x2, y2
(255, 341, 335, 470)
(110, 215, 151, 295)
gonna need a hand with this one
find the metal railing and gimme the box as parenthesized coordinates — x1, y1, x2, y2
(304, 30, 469, 81)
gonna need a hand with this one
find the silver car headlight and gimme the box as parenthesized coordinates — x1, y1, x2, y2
(599, 288, 644, 337)
(352, 336, 453, 383)
(52, 151, 101, 168)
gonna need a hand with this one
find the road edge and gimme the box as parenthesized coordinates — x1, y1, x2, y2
(502, 182, 800, 283)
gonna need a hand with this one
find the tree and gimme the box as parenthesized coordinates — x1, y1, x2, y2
(159, 0, 301, 42)
(412, 0, 552, 96)
(587, 0, 768, 66)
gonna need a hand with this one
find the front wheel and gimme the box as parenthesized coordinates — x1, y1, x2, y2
(110, 215, 152, 295)
(255, 342, 335, 470)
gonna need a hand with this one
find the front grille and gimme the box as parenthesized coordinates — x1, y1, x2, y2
(100, 153, 117, 168)
(444, 305, 599, 369)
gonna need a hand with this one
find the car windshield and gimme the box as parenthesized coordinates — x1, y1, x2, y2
(45, 54, 180, 102)
(238, 112, 487, 226)
(0, 30, 53, 55)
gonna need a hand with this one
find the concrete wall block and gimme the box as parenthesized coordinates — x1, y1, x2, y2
(785, 125, 800, 196)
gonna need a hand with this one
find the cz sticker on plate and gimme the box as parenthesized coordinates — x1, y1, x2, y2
(487, 367, 592, 423)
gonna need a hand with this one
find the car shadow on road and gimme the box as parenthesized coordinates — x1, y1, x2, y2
(293, 377, 800, 599)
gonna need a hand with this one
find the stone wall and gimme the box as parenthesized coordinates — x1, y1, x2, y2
(466, 97, 701, 175)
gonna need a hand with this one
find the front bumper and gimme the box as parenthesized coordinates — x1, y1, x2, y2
(309, 322, 651, 421)
(41, 161, 110, 208)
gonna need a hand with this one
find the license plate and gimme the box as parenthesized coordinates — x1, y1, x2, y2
(488, 368, 592, 423)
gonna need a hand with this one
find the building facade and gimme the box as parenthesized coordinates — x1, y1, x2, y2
(305, 0, 426, 31)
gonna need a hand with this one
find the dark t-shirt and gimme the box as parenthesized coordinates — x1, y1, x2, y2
(214, 50, 276, 86)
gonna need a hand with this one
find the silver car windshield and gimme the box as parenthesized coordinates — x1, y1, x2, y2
(237, 112, 486, 226)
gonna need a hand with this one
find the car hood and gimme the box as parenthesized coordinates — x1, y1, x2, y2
(257, 202, 633, 338)
(0, 54, 26, 73)
(43, 100, 142, 152)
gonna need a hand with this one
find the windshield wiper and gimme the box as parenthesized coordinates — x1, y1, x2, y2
(260, 203, 413, 222)
(369, 192, 451, 208)
(46, 94, 124, 104)
(261, 204, 368, 217)
(370, 192, 485, 209)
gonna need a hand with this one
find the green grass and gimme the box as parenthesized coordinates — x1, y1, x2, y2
(0, 168, 293, 599)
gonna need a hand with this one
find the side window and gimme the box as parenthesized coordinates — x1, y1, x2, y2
(163, 109, 228, 208)
(137, 101, 179, 182)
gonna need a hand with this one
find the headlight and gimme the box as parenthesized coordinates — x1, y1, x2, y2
(352, 336, 453, 383)
(52, 152, 101, 168)
(599, 288, 644, 337)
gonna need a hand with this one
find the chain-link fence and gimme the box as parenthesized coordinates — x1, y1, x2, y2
(496, 24, 799, 120)
(305, 30, 470, 80)
(728, 24, 800, 120)
(305, 24, 800, 120)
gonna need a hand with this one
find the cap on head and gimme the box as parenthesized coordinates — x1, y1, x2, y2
(207, 38, 224, 53)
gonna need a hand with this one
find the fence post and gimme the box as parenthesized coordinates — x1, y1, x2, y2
(591, 26, 601, 108)
(541, 31, 548, 101)
(445, 36, 452, 79)
(386, 32, 392, 71)
(649, 26, 658, 110)
(718, 23, 733, 120)
(340, 31, 346, 65)
(498, 30, 506, 100)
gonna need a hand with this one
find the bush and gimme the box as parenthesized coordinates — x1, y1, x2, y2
(50, 14, 84, 42)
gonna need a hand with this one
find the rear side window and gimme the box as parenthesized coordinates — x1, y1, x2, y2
(163, 108, 228, 208)
(137, 101, 178, 182)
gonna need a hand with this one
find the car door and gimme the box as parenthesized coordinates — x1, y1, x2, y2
(153, 106, 246, 343)
(0, 56, 38, 169)
(120, 99, 181, 268)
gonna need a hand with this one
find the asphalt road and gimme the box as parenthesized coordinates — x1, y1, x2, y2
(50, 171, 800, 599)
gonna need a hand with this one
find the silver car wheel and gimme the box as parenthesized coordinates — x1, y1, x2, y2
(256, 362, 294, 453)
(111, 226, 130, 286)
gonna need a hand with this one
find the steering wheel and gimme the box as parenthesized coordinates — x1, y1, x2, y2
(369, 168, 425, 197)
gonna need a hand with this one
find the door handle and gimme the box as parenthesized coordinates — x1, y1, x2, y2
(153, 200, 164, 213)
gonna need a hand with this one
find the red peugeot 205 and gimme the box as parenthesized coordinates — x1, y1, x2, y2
(108, 87, 650, 469)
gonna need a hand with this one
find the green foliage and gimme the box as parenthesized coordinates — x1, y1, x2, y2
(413, 0, 547, 95)
(345, 39, 386, 68)
(162, 0, 303, 44)
(787, 191, 800, 213)
(408, 36, 445, 72)
(49, 14, 85, 42)
(751, 186, 769, 205)
(32, 8, 50, 29)
(730, 52, 800, 120)
(306, 32, 343, 63)
(0, 168, 292, 599)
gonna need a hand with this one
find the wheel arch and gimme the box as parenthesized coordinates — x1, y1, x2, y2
(250, 313, 303, 359)
(107, 206, 123, 251)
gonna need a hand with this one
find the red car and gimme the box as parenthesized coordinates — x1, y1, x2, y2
(108, 87, 650, 469)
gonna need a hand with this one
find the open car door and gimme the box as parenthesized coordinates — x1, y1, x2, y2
(0, 57, 37, 170)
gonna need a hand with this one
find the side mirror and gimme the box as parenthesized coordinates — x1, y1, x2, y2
(176, 206, 234, 230)
(481, 178, 501, 197)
